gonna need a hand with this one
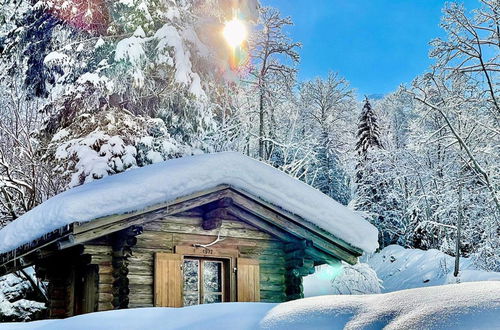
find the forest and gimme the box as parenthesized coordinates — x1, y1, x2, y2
(0, 0, 498, 297)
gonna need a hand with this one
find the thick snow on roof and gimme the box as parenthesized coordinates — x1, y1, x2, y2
(2, 282, 500, 329)
(0, 152, 378, 254)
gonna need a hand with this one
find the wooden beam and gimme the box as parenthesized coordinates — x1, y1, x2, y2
(227, 206, 296, 243)
(227, 190, 358, 264)
(231, 187, 364, 256)
(73, 185, 230, 235)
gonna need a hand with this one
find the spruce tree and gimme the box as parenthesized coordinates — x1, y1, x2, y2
(355, 97, 382, 159)
(354, 98, 388, 246)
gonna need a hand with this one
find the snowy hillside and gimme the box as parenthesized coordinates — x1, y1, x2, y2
(304, 245, 500, 297)
(2, 282, 499, 330)
(368, 245, 500, 292)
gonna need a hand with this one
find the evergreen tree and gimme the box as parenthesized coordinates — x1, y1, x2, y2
(355, 98, 382, 159)
(354, 98, 390, 246)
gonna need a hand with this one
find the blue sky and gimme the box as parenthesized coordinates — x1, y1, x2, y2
(261, 0, 479, 97)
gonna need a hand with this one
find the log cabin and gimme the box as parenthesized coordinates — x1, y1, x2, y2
(0, 152, 378, 318)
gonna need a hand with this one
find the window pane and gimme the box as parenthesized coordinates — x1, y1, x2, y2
(203, 261, 222, 293)
(184, 293, 199, 306)
(183, 259, 199, 293)
(204, 294, 222, 304)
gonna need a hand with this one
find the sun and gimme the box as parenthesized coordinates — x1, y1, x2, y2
(223, 18, 248, 48)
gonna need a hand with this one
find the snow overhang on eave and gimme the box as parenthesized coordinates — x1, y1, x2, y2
(0, 185, 364, 276)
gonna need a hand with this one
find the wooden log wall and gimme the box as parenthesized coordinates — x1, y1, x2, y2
(127, 212, 287, 307)
(83, 244, 114, 311)
(110, 227, 141, 309)
(82, 226, 141, 312)
(284, 241, 316, 301)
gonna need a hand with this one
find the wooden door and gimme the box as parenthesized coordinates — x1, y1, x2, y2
(154, 253, 183, 307)
(237, 258, 260, 302)
(74, 264, 98, 315)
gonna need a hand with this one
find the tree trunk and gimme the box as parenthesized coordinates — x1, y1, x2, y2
(454, 183, 462, 277)
(259, 86, 265, 159)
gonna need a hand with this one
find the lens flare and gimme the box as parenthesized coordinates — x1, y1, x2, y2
(223, 18, 248, 48)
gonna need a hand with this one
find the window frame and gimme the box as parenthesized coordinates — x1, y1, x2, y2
(175, 246, 239, 304)
(182, 256, 230, 306)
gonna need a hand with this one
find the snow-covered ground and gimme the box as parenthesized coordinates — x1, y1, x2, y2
(1, 282, 499, 329)
(304, 245, 500, 297)
(368, 245, 500, 292)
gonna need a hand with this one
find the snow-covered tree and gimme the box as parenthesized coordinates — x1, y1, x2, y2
(356, 98, 382, 159)
(299, 72, 355, 204)
(247, 6, 300, 160)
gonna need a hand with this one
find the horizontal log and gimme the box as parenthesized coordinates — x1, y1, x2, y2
(260, 264, 285, 273)
(98, 293, 113, 303)
(172, 233, 277, 249)
(258, 256, 286, 265)
(129, 284, 153, 293)
(128, 263, 152, 276)
(260, 282, 285, 291)
(129, 303, 154, 308)
(141, 222, 273, 242)
(129, 293, 153, 305)
(98, 302, 113, 311)
(99, 274, 114, 284)
(260, 291, 286, 302)
(239, 247, 285, 257)
(260, 273, 285, 283)
(98, 264, 113, 275)
(128, 274, 153, 286)
(84, 245, 112, 255)
(135, 232, 174, 249)
(98, 284, 113, 294)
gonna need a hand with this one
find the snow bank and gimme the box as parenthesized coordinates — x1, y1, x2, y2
(304, 245, 500, 297)
(304, 262, 382, 297)
(0, 152, 378, 254)
(2, 282, 499, 329)
(368, 245, 500, 292)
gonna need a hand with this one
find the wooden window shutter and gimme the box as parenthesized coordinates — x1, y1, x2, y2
(154, 253, 182, 307)
(237, 258, 260, 302)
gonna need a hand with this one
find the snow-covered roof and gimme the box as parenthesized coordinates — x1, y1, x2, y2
(0, 152, 378, 254)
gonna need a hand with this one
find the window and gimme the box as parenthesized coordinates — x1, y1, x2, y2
(183, 258, 225, 306)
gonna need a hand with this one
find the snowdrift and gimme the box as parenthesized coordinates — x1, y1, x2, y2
(369, 245, 500, 292)
(2, 282, 499, 329)
(304, 245, 500, 297)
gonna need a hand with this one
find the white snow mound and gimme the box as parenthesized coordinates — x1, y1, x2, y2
(0, 152, 378, 254)
(368, 245, 500, 292)
(2, 282, 499, 329)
